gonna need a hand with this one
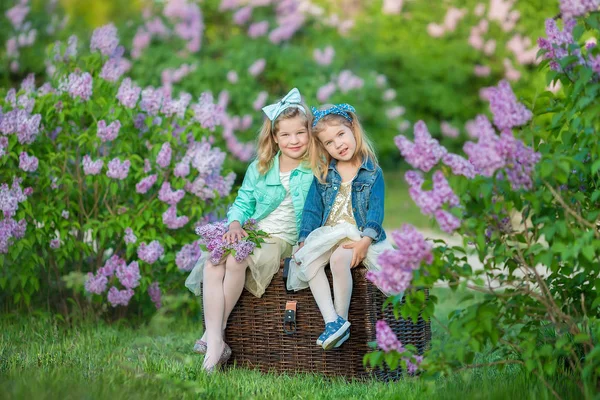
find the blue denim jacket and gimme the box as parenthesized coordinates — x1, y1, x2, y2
(298, 156, 387, 244)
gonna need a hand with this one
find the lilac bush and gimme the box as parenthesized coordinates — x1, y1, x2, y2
(0, 23, 234, 311)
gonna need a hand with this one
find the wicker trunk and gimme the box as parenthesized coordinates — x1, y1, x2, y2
(223, 266, 431, 380)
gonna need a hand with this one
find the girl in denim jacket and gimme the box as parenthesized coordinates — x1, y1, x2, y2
(287, 104, 394, 350)
(186, 88, 314, 372)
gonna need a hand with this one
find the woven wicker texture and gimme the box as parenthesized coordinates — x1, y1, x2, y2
(223, 266, 431, 380)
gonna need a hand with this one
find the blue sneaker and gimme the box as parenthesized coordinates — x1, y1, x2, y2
(319, 316, 351, 350)
(334, 330, 350, 349)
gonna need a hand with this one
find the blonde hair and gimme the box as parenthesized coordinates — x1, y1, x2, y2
(256, 104, 311, 175)
(309, 106, 378, 183)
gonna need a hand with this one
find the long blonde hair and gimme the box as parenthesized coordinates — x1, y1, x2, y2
(256, 104, 311, 175)
(309, 107, 378, 183)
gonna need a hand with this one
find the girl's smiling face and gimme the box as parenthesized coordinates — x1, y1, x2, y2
(317, 122, 357, 162)
(275, 116, 309, 160)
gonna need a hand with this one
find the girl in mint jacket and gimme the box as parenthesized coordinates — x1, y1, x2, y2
(186, 88, 313, 373)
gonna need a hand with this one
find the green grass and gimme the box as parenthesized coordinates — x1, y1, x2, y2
(0, 287, 579, 400)
(383, 169, 433, 231)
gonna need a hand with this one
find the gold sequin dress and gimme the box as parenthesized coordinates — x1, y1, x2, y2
(287, 180, 395, 294)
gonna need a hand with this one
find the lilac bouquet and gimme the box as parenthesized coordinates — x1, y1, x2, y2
(195, 219, 269, 264)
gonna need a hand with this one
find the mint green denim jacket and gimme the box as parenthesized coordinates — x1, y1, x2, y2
(226, 153, 313, 240)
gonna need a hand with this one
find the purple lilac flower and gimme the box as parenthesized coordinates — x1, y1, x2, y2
(137, 240, 164, 264)
(0, 178, 27, 218)
(248, 21, 269, 38)
(50, 238, 61, 249)
(0, 217, 27, 253)
(98, 255, 126, 277)
(124, 227, 137, 244)
(161, 92, 192, 118)
(440, 121, 459, 138)
(20, 74, 35, 93)
(375, 320, 406, 353)
(116, 78, 141, 109)
(65, 35, 78, 59)
(253, 91, 268, 111)
(134, 113, 148, 132)
(148, 282, 162, 309)
(191, 92, 225, 131)
(37, 83, 54, 96)
(107, 287, 134, 307)
(158, 182, 185, 205)
(487, 80, 532, 131)
(6, 3, 30, 29)
(432, 171, 460, 207)
(97, 119, 121, 142)
(248, 58, 266, 77)
(136, 174, 158, 194)
(116, 261, 141, 289)
(434, 209, 461, 233)
(395, 121, 447, 172)
(314, 46, 335, 66)
(99, 57, 131, 82)
(82, 155, 104, 175)
(590, 54, 600, 74)
(61, 210, 69, 219)
(144, 159, 152, 173)
(106, 158, 131, 180)
(559, 0, 599, 20)
(538, 19, 577, 72)
(156, 142, 172, 168)
(162, 205, 189, 229)
(175, 241, 202, 271)
(0, 109, 41, 145)
(90, 23, 119, 56)
(66, 72, 93, 101)
(174, 159, 191, 177)
(140, 87, 164, 116)
(227, 70, 238, 84)
(19, 152, 38, 172)
(404, 355, 424, 375)
(231, 239, 255, 262)
(389, 224, 434, 268)
(442, 153, 476, 178)
(317, 82, 336, 103)
(233, 6, 253, 25)
(407, 171, 459, 215)
(84, 273, 108, 294)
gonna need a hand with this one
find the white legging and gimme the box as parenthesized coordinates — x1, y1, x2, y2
(202, 255, 248, 368)
(307, 246, 354, 324)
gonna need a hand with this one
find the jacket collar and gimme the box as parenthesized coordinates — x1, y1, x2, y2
(327, 155, 376, 173)
(265, 152, 312, 185)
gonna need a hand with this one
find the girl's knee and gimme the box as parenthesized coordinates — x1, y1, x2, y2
(225, 255, 248, 271)
(330, 247, 353, 268)
(204, 260, 225, 278)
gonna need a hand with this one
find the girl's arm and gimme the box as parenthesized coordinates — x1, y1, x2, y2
(298, 177, 323, 243)
(226, 163, 258, 227)
(361, 168, 385, 242)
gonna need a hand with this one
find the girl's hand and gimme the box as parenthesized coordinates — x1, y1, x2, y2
(292, 242, 304, 263)
(223, 221, 248, 244)
(343, 237, 373, 268)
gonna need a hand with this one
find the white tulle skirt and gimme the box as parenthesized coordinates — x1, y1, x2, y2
(286, 222, 394, 292)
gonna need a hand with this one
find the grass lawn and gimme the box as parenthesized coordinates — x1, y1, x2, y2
(0, 287, 579, 400)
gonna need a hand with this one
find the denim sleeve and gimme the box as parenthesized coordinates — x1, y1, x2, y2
(298, 177, 323, 243)
(362, 168, 385, 241)
(226, 163, 258, 227)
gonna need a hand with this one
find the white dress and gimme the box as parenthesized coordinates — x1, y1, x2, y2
(286, 180, 394, 292)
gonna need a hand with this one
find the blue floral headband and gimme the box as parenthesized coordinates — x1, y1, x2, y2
(311, 103, 356, 128)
